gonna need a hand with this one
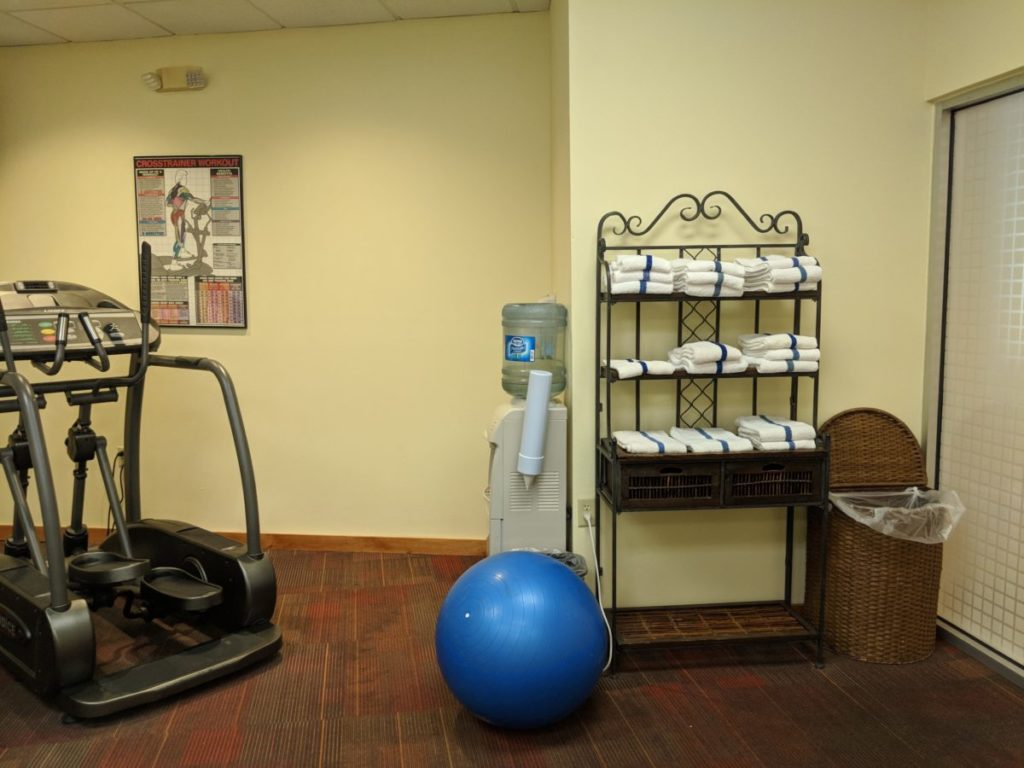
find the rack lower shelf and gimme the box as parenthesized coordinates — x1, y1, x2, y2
(611, 602, 817, 648)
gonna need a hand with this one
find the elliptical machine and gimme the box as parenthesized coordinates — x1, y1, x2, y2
(0, 244, 281, 719)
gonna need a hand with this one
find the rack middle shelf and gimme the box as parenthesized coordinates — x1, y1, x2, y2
(598, 438, 829, 511)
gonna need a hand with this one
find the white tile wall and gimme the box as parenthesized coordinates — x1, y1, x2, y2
(939, 89, 1024, 664)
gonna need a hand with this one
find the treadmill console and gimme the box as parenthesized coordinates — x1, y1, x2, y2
(0, 281, 159, 362)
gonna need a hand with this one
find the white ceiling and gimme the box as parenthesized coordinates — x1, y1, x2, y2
(0, 0, 549, 46)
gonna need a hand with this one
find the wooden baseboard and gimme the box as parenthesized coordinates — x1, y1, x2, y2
(256, 532, 486, 556)
(0, 525, 487, 557)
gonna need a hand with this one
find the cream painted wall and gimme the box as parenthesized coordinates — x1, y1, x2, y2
(921, 3, 1024, 455)
(564, 0, 934, 604)
(0, 14, 552, 540)
(923, 0, 1024, 100)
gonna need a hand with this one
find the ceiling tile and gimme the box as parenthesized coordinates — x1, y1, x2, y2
(0, 0, 107, 10)
(386, 0, 512, 21)
(249, 0, 394, 28)
(10, 5, 170, 42)
(0, 11, 66, 45)
(0, 0, 546, 46)
(125, 0, 280, 36)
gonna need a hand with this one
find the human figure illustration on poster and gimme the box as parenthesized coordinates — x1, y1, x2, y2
(163, 170, 212, 274)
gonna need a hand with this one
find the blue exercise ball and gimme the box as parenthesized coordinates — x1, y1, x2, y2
(435, 550, 607, 729)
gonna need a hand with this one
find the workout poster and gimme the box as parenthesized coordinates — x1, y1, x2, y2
(134, 155, 247, 328)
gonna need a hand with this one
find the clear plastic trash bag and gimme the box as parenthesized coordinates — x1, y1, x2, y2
(829, 487, 966, 544)
(510, 547, 588, 578)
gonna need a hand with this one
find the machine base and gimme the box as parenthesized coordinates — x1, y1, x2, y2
(57, 621, 282, 719)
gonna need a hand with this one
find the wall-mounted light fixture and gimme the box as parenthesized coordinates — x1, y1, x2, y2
(141, 66, 207, 92)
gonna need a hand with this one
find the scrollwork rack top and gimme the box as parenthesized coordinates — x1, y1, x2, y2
(597, 190, 808, 256)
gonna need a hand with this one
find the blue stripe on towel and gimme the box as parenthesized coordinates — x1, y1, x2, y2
(786, 360, 795, 372)
(645, 254, 653, 271)
(762, 415, 793, 441)
(787, 333, 797, 348)
(712, 272, 725, 297)
(697, 428, 730, 452)
(715, 342, 727, 361)
(715, 360, 723, 374)
(627, 359, 649, 374)
(642, 266, 652, 281)
(639, 280, 648, 294)
(793, 349, 801, 360)
(796, 265, 807, 282)
(640, 431, 665, 453)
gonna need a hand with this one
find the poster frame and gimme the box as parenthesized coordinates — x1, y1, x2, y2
(133, 154, 248, 329)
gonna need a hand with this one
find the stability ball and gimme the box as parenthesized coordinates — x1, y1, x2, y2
(434, 550, 607, 729)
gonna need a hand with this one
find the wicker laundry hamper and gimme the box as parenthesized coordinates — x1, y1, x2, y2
(805, 408, 943, 663)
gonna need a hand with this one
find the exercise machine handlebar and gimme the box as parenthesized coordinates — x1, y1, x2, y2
(0, 369, 70, 611)
(30, 312, 69, 376)
(0, 297, 15, 374)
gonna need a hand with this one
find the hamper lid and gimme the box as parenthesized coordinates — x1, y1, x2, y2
(819, 407, 928, 492)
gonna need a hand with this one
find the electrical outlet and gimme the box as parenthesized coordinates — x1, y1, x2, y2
(577, 498, 596, 527)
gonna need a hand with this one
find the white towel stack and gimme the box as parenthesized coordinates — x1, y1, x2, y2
(613, 430, 689, 455)
(605, 359, 676, 379)
(668, 341, 747, 374)
(606, 254, 674, 295)
(670, 259, 744, 297)
(735, 415, 817, 450)
(669, 426, 754, 453)
(734, 255, 821, 294)
(738, 333, 820, 373)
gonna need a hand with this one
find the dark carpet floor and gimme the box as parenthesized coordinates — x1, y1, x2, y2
(0, 550, 1022, 767)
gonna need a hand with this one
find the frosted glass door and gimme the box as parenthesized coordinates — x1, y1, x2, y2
(937, 89, 1024, 666)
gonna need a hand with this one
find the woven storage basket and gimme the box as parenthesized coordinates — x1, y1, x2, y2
(805, 408, 942, 663)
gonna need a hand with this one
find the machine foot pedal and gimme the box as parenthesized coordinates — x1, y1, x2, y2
(68, 551, 150, 586)
(141, 567, 223, 612)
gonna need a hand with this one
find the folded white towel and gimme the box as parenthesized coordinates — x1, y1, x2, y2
(675, 357, 748, 375)
(676, 272, 745, 290)
(752, 265, 822, 285)
(736, 255, 819, 269)
(678, 284, 744, 298)
(613, 430, 689, 455)
(733, 261, 771, 279)
(745, 280, 821, 294)
(671, 259, 746, 278)
(751, 439, 818, 451)
(736, 415, 817, 442)
(754, 348, 821, 362)
(611, 265, 674, 284)
(746, 357, 819, 374)
(738, 333, 818, 352)
(763, 253, 820, 266)
(668, 341, 743, 366)
(605, 359, 676, 379)
(612, 254, 672, 274)
(609, 280, 673, 295)
(745, 264, 822, 293)
(669, 427, 754, 453)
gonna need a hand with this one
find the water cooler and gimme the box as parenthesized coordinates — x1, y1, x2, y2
(485, 401, 567, 555)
